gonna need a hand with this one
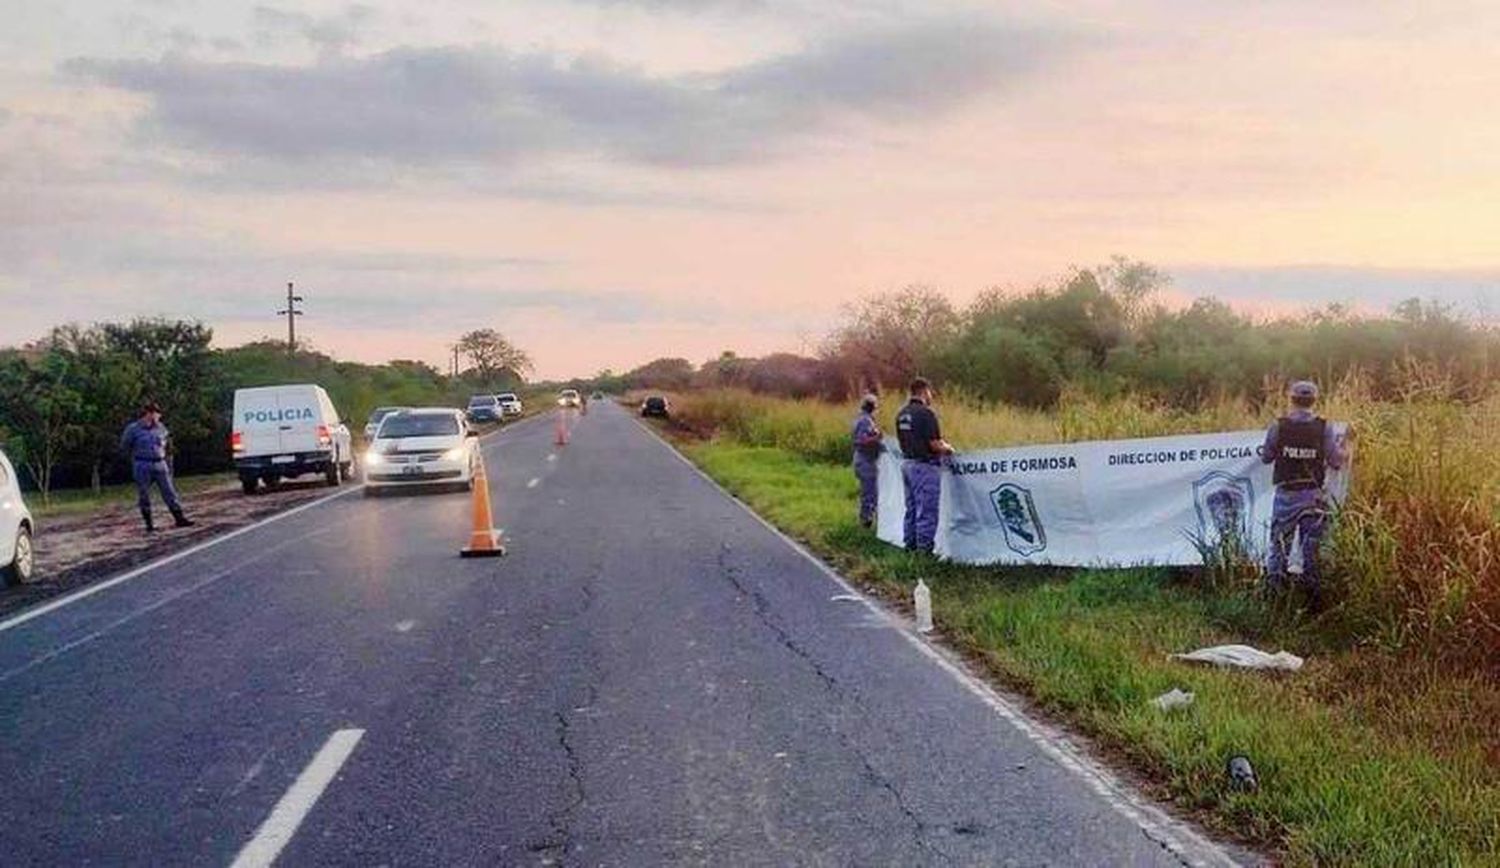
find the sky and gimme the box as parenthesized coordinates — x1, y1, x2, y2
(2, 0, 1497, 378)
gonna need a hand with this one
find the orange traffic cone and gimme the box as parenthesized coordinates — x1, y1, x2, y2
(460, 457, 505, 558)
(554, 411, 570, 446)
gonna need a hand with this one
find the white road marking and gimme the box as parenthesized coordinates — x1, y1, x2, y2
(546, 454, 558, 463)
(231, 728, 364, 868)
(394, 619, 415, 633)
(633, 419, 1242, 868)
(527, 478, 540, 489)
(0, 486, 362, 635)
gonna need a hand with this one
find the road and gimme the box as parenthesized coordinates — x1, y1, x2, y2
(0, 402, 1236, 866)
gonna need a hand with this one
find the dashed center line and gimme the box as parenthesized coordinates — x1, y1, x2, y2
(231, 728, 365, 868)
(527, 478, 540, 489)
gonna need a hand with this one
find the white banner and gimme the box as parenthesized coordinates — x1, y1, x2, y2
(877, 427, 1349, 567)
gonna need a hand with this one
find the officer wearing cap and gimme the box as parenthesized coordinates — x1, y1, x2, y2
(895, 377, 953, 554)
(119, 401, 195, 533)
(851, 394, 884, 528)
(1260, 380, 1343, 607)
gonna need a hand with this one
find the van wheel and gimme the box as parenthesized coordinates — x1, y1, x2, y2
(4, 525, 35, 585)
(240, 473, 258, 496)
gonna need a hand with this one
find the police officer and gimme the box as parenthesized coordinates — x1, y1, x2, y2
(120, 402, 195, 533)
(1260, 380, 1343, 607)
(895, 378, 953, 554)
(851, 394, 884, 528)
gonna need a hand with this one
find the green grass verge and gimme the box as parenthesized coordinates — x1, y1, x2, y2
(683, 440, 1500, 867)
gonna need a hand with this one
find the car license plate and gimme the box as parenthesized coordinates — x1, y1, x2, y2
(402, 466, 422, 476)
(271, 455, 295, 464)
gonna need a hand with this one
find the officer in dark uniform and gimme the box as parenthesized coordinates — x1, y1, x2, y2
(1260, 380, 1343, 607)
(119, 402, 195, 533)
(851, 394, 883, 528)
(895, 377, 953, 554)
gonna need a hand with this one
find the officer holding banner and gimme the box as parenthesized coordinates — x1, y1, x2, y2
(851, 394, 884, 528)
(1260, 380, 1343, 608)
(896, 377, 953, 554)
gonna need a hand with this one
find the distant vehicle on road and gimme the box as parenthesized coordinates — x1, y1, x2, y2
(364, 406, 407, 440)
(590, 391, 605, 401)
(557, 389, 582, 409)
(467, 394, 503, 423)
(495, 393, 523, 417)
(232, 385, 354, 495)
(641, 396, 670, 418)
(0, 448, 36, 584)
(364, 408, 479, 494)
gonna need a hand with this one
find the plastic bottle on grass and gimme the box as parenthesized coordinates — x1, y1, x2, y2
(914, 579, 933, 633)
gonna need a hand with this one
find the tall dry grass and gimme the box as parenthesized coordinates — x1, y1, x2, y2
(668, 384, 1500, 669)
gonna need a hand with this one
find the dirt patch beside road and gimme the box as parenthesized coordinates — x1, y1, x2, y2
(1, 479, 348, 619)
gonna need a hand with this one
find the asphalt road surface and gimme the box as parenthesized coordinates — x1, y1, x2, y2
(0, 403, 1237, 867)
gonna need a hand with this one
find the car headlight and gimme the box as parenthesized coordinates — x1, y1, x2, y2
(442, 446, 467, 461)
(364, 451, 385, 466)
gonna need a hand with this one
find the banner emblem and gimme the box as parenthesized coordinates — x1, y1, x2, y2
(1192, 471, 1255, 549)
(990, 483, 1046, 556)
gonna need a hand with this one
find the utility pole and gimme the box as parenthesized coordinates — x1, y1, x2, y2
(450, 343, 461, 378)
(277, 281, 304, 356)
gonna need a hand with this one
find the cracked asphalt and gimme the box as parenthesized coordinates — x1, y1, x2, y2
(0, 403, 1228, 866)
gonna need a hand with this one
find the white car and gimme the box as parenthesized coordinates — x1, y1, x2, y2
(1, 448, 36, 584)
(496, 393, 523, 417)
(363, 408, 480, 494)
(232, 384, 355, 494)
(557, 389, 582, 409)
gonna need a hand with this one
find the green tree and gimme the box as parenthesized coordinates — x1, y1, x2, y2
(0, 351, 84, 503)
(456, 329, 532, 387)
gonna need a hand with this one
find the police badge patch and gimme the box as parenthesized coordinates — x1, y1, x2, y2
(1192, 471, 1255, 549)
(990, 483, 1046, 556)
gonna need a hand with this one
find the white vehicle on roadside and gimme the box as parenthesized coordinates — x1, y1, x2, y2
(231, 384, 355, 495)
(1, 448, 36, 584)
(363, 408, 480, 494)
(496, 393, 523, 417)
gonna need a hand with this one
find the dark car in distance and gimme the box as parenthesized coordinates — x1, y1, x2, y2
(640, 396, 670, 418)
(466, 394, 502, 423)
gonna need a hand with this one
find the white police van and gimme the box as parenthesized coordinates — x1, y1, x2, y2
(231, 385, 354, 494)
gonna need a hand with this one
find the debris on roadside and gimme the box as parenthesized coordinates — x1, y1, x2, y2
(1151, 688, 1195, 710)
(1226, 755, 1259, 791)
(1170, 644, 1304, 672)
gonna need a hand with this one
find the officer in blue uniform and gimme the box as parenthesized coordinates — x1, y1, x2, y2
(895, 378, 953, 554)
(119, 402, 195, 533)
(1260, 381, 1343, 607)
(851, 394, 884, 528)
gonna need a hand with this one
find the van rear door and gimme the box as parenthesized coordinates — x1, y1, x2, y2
(274, 386, 327, 454)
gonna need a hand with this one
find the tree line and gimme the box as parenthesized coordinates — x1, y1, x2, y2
(0, 322, 531, 500)
(607, 257, 1499, 408)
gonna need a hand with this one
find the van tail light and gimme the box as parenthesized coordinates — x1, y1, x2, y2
(316, 424, 333, 446)
(231, 431, 244, 453)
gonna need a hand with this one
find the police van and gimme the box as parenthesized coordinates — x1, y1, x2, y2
(231, 385, 354, 494)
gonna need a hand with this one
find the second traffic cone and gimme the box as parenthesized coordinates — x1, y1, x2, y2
(460, 457, 505, 558)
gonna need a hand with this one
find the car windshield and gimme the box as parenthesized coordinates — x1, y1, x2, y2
(379, 414, 460, 438)
(497, 394, 518, 401)
(468, 396, 497, 406)
(368, 407, 400, 423)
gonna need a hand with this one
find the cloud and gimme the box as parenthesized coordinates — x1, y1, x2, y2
(251, 4, 376, 54)
(63, 15, 1075, 173)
